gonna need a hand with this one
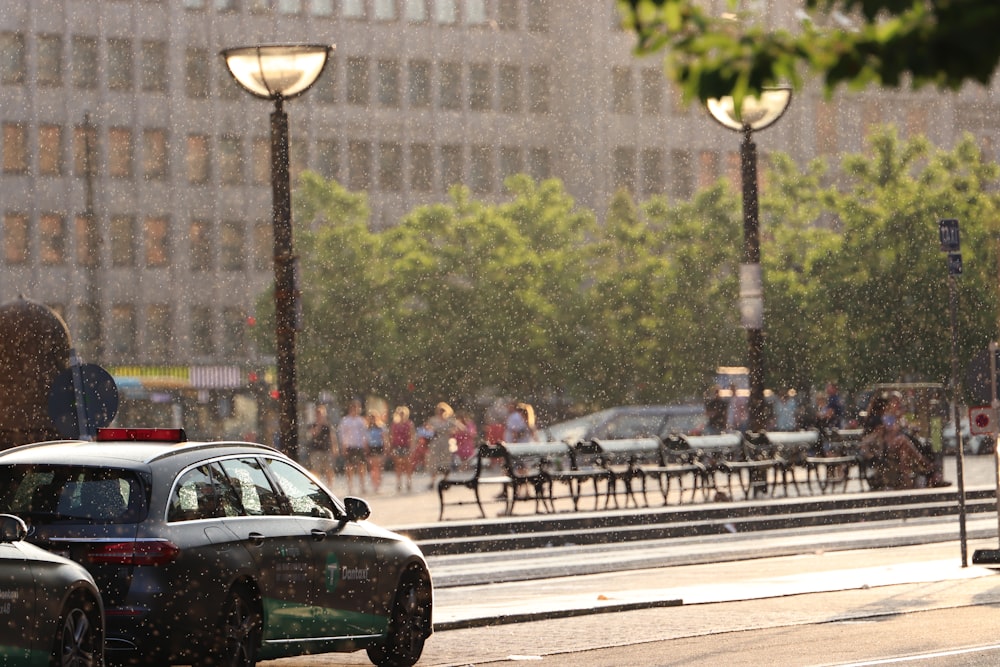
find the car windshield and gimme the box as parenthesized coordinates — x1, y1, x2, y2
(0, 464, 146, 524)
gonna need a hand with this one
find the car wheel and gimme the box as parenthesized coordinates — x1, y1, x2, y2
(366, 571, 431, 667)
(209, 584, 260, 667)
(53, 593, 101, 667)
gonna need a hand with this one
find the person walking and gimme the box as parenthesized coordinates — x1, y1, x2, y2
(389, 406, 416, 493)
(305, 406, 337, 487)
(366, 410, 387, 493)
(453, 410, 479, 470)
(425, 402, 457, 490)
(337, 399, 368, 495)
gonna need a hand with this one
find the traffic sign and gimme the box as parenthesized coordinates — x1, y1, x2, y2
(970, 406, 996, 436)
(947, 252, 963, 275)
(939, 218, 960, 252)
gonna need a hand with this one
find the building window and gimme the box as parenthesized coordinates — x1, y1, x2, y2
(528, 147, 550, 180)
(316, 139, 339, 181)
(221, 220, 245, 271)
(313, 56, 336, 103)
(144, 215, 170, 268)
(140, 40, 168, 93)
(71, 36, 99, 89)
(342, 0, 365, 17)
(73, 122, 98, 177)
(142, 128, 168, 180)
(40, 213, 67, 265)
(39, 124, 64, 176)
(309, 0, 334, 16)
(218, 135, 243, 184)
(217, 66, 242, 100)
(74, 214, 99, 266)
(221, 308, 247, 357)
(697, 149, 719, 190)
(441, 144, 463, 190)
(3, 212, 29, 264)
(2, 123, 28, 174)
(408, 59, 431, 108)
(611, 66, 634, 114)
(348, 140, 372, 191)
(374, 0, 397, 20)
(439, 61, 462, 111)
(469, 63, 492, 111)
(146, 304, 173, 360)
(346, 56, 370, 105)
(469, 145, 493, 193)
(526, 0, 548, 32)
(378, 142, 403, 191)
(641, 67, 663, 115)
(190, 305, 214, 356)
(186, 134, 210, 184)
(497, 0, 518, 29)
(108, 127, 134, 179)
(252, 222, 271, 272)
(109, 303, 137, 357)
(434, 0, 457, 24)
(251, 137, 269, 184)
(640, 148, 664, 195)
(376, 59, 401, 108)
(409, 143, 433, 192)
(75, 302, 100, 360)
(107, 38, 133, 91)
(37, 34, 63, 87)
(110, 215, 136, 267)
(404, 0, 427, 21)
(465, 0, 486, 24)
(498, 64, 520, 113)
(816, 100, 838, 155)
(0, 32, 25, 85)
(499, 146, 523, 179)
(527, 65, 549, 113)
(185, 47, 211, 98)
(276, 0, 301, 14)
(189, 219, 213, 272)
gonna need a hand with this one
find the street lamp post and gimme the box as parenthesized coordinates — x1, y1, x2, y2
(221, 44, 333, 460)
(707, 87, 792, 432)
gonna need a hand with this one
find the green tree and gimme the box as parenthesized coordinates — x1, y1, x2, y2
(618, 1, 1000, 106)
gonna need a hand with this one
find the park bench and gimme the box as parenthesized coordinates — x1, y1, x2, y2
(591, 437, 703, 507)
(750, 430, 821, 497)
(436, 443, 513, 520)
(495, 441, 576, 515)
(805, 428, 864, 494)
(677, 433, 744, 501)
(716, 432, 785, 500)
(552, 440, 613, 511)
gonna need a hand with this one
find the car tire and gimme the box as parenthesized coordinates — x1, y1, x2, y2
(208, 584, 260, 667)
(52, 592, 101, 667)
(366, 571, 431, 667)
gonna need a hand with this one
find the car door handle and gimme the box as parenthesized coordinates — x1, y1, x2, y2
(310, 529, 328, 541)
(248, 532, 265, 547)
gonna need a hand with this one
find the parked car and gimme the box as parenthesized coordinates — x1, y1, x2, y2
(0, 512, 104, 666)
(0, 428, 432, 667)
(943, 418, 995, 455)
(542, 405, 706, 444)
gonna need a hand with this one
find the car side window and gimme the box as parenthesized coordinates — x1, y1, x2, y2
(168, 466, 216, 522)
(218, 458, 284, 516)
(264, 459, 338, 519)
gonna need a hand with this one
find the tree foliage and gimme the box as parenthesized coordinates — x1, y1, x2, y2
(617, 0, 1000, 107)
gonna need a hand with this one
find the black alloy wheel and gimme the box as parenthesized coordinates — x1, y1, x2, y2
(211, 585, 261, 667)
(54, 595, 100, 667)
(367, 572, 430, 667)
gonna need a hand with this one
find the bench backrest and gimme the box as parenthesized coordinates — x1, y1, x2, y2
(680, 433, 744, 464)
(590, 437, 662, 466)
(498, 441, 573, 475)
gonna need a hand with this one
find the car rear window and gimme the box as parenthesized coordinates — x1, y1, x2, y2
(0, 465, 146, 524)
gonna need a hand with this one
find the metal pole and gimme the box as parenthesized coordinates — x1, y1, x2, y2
(740, 127, 766, 432)
(271, 98, 299, 461)
(991, 341, 999, 544)
(949, 273, 968, 566)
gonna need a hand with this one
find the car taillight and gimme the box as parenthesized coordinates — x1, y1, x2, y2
(88, 540, 180, 566)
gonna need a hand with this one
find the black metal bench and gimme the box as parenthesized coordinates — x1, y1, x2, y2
(552, 441, 613, 511)
(679, 433, 744, 501)
(591, 437, 703, 507)
(806, 428, 863, 494)
(751, 430, 820, 497)
(495, 441, 575, 515)
(436, 443, 513, 520)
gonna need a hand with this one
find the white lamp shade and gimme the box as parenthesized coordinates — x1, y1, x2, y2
(707, 86, 792, 132)
(221, 44, 333, 100)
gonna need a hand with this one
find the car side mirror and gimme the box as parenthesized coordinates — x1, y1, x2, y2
(343, 496, 371, 522)
(0, 514, 27, 543)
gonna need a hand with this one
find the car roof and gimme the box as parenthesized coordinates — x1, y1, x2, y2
(0, 439, 283, 470)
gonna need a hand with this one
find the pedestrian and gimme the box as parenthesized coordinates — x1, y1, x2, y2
(504, 400, 537, 443)
(453, 410, 478, 469)
(425, 402, 457, 490)
(726, 384, 749, 432)
(773, 389, 798, 431)
(704, 385, 727, 434)
(337, 399, 368, 495)
(366, 410, 387, 493)
(305, 406, 336, 487)
(389, 406, 416, 493)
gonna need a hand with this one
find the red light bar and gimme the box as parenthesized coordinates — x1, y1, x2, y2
(96, 428, 187, 442)
(88, 540, 180, 566)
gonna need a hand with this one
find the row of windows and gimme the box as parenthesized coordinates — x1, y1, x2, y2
(181, 0, 550, 30)
(1, 123, 555, 194)
(60, 299, 251, 360)
(2, 212, 271, 273)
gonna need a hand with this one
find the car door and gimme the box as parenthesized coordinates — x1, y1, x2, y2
(214, 457, 317, 641)
(262, 458, 381, 637)
(0, 539, 36, 662)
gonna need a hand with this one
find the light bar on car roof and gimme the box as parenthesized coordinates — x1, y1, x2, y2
(96, 428, 187, 442)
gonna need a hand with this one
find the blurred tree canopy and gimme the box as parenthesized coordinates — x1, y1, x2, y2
(262, 128, 1000, 420)
(617, 0, 1000, 108)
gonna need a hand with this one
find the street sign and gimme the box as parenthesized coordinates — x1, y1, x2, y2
(47, 363, 119, 439)
(947, 252, 963, 275)
(970, 406, 997, 436)
(939, 218, 960, 252)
